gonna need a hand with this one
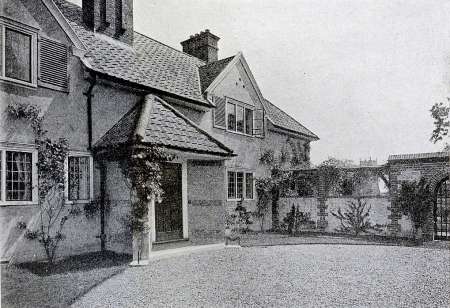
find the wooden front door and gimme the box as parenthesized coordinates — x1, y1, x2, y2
(155, 163, 183, 242)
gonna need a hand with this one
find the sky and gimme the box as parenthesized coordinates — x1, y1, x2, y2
(71, 0, 450, 165)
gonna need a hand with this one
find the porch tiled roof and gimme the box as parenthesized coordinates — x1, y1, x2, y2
(94, 95, 233, 156)
(53, 0, 210, 106)
(388, 152, 449, 161)
(262, 99, 319, 140)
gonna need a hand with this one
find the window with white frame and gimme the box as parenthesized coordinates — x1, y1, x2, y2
(0, 20, 37, 86)
(67, 155, 92, 201)
(226, 99, 254, 135)
(0, 148, 36, 203)
(227, 170, 255, 200)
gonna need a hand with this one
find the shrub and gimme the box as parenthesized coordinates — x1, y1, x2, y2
(282, 204, 314, 235)
(234, 199, 253, 233)
(331, 198, 382, 236)
(395, 178, 434, 238)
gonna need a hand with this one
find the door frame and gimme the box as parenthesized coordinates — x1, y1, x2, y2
(150, 159, 188, 242)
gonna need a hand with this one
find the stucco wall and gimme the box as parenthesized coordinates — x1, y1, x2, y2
(187, 160, 226, 239)
(0, 204, 101, 264)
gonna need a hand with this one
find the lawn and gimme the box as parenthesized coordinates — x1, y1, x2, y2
(72, 245, 450, 307)
(1, 251, 131, 308)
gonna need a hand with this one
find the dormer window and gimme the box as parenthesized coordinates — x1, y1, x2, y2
(0, 20, 37, 87)
(226, 98, 254, 136)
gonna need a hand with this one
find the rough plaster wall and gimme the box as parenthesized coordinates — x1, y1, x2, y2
(0, 204, 100, 263)
(91, 83, 141, 145)
(212, 61, 257, 107)
(104, 161, 132, 254)
(187, 161, 226, 237)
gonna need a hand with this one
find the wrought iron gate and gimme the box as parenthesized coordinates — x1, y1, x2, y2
(434, 177, 450, 240)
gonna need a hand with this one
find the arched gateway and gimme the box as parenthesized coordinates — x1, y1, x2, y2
(434, 177, 450, 240)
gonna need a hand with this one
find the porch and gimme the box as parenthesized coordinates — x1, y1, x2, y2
(93, 94, 234, 264)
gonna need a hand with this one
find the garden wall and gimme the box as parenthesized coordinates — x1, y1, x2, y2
(278, 196, 413, 236)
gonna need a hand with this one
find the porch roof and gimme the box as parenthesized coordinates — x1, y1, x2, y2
(94, 95, 234, 157)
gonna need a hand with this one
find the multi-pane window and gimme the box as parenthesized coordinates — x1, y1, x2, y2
(245, 173, 254, 199)
(236, 106, 244, 133)
(226, 100, 254, 136)
(6, 151, 32, 201)
(227, 171, 255, 200)
(227, 171, 236, 199)
(0, 21, 37, 86)
(227, 102, 236, 131)
(68, 156, 90, 201)
(245, 109, 253, 135)
(236, 172, 244, 199)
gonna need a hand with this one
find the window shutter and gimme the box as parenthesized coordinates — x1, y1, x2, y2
(38, 36, 69, 90)
(213, 96, 226, 128)
(0, 27, 3, 74)
(253, 108, 265, 137)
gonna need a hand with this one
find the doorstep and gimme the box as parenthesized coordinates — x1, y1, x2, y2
(129, 243, 231, 266)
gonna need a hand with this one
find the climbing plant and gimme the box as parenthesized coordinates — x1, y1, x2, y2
(395, 178, 434, 239)
(8, 102, 80, 267)
(119, 141, 172, 233)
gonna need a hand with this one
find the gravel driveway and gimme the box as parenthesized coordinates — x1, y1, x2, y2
(72, 245, 450, 307)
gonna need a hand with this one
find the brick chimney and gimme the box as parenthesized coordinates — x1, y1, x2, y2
(82, 0, 134, 45)
(181, 29, 220, 63)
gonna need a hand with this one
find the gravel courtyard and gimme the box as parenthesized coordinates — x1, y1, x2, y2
(72, 245, 450, 307)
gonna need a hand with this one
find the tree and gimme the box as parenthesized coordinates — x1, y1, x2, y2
(8, 102, 79, 266)
(430, 100, 449, 150)
(331, 198, 381, 236)
(395, 178, 434, 239)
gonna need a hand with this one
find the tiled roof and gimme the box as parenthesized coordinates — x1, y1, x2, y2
(388, 152, 449, 161)
(95, 95, 233, 156)
(262, 99, 319, 139)
(53, 0, 209, 106)
(198, 56, 235, 92)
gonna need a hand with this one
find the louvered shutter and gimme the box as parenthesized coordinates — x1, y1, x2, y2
(0, 27, 3, 75)
(213, 96, 226, 128)
(253, 108, 265, 137)
(38, 36, 69, 91)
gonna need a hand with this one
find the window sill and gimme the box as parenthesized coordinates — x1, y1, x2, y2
(225, 129, 254, 138)
(227, 198, 255, 202)
(65, 200, 91, 205)
(0, 201, 37, 207)
(0, 77, 37, 89)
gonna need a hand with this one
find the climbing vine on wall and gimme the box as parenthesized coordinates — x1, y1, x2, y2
(7, 102, 79, 267)
(119, 141, 172, 233)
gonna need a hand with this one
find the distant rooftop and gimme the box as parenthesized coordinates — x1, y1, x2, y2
(388, 152, 449, 161)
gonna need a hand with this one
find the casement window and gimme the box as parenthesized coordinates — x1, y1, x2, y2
(214, 96, 264, 137)
(245, 173, 254, 199)
(226, 99, 255, 136)
(0, 20, 37, 86)
(227, 170, 255, 200)
(66, 154, 93, 202)
(227, 102, 236, 131)
(0, 18, 69, 91)
(0, 147, 38, 205)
